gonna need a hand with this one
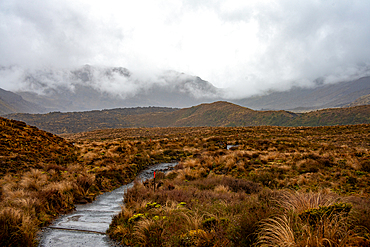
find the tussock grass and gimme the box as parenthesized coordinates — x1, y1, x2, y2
(278, 190, 338, 214)
(0, 207, 37, 247)
(257, 191, 368, 246)
(257, 215, 296, 247)
(106, 125, 370, 246)
(1, 119, 370, 246)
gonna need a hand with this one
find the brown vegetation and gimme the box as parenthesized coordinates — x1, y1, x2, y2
(107, 124, 370, 246)
(0, 118, 191, 246)
(1, 116, 370, 246)
(0, 117, 76, 176)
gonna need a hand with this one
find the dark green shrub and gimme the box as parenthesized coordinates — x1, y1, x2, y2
(222, 177, 261, 194)
(361, 159, 370, 172)
(202, 217, 218, 230)
(299, 203, 352, 226)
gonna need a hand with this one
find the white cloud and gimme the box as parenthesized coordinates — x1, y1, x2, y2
(1, 0, 370, 98)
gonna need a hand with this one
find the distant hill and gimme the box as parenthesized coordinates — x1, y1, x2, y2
(0, 117, 76, 176)
(0, 88, 46, 114)
(345, 94, 370, 107)
(5, 107, 179, 134)
(234, 76, 370, 111)
(284, 105, 370, 127)
(5, 101, 370, 134)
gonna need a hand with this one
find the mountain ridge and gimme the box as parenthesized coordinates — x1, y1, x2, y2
(0, 87, 46, 114)
(234, 76, 370, 111)
(345, 94, 370, 107)
(4, 101, 370, 134)
(13, 65, 222, 111)
(2, 65, 370, 113)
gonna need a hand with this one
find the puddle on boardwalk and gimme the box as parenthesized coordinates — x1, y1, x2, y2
(39, 162, 177, 247)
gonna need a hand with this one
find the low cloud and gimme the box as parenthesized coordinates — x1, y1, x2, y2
(1, 0, 370, 99)
(0, 65, 222, 100)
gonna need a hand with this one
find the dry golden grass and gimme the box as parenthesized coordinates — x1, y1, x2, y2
(257, 190, 366, 247)
(133, 218, 164, 246)
(19, 169, 48, 191)
(1, 122, 370, 246)
(278, 190, 338, 214)
(0, 207, 37, 246)
(214, 184, 230, 193)
(257, 215, 296, 247)
(105, 124, 370, 246)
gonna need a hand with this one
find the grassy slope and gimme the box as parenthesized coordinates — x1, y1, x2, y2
(5, 101, 370, 134)
(0, 117, 76, 176)
(0, 117, 78, 246)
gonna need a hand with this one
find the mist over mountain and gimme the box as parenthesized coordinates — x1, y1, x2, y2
(1, 65, 223, 112)
(2, 0, 370, 114)
(1, 64, 370, 114)
(234, 76, 370, 111)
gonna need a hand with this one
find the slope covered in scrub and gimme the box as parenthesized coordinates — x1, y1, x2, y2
(0, 117, 77, 176)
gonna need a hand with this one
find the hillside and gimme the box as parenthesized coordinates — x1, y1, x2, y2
(345, 94, 370, 107)
(0, 88, 46, 114)
(0, 117, 76, 176)
(287, 105, 370, 126)
(4, 101, 370, 134)
(4, 107, 179, 134)
(235, 76, 370, 111)
(167, 101, 296, 127)
(0, 97, 16, 115)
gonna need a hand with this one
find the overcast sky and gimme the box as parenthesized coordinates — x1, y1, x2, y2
(1, 0, 370, 98)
